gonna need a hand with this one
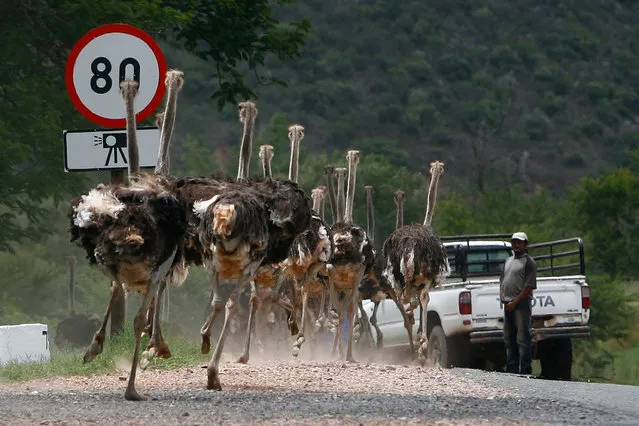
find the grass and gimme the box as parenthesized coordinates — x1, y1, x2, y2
(0, 326, 211, 382)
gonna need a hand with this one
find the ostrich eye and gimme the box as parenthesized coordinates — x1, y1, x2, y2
(288, 131, 293, 139)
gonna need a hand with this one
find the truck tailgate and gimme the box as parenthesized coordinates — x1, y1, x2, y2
(471, 276, 585, 322)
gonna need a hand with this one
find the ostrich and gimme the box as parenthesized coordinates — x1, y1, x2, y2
(353, 185, 379, 348)
(325, 150, 374, 362)
(198, 101, 259, 354)
(286, 184, 332, 357)
(80, 71, 186, 369)
(381, 161, 449, 364)
(69, 78, 188, 400)
(237, 124, 314, 363)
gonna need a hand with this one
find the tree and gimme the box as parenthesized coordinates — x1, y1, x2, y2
(0, 0, 309, 252)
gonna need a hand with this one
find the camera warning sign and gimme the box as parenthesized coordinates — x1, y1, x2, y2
(63, 127, 160, 171)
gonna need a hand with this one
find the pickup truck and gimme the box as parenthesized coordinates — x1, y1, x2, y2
(360, 234, 591, 380)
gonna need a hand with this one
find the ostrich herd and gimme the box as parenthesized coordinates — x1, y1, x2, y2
(68, 70, 450, 401)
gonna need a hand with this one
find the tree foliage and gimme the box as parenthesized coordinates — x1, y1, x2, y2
(0, 0, 309, 251)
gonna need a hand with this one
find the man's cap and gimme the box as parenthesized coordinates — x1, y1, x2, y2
(511, 232, 528, 242)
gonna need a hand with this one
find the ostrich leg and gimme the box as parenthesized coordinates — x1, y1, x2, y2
(345, 267, 366, 362)
(369, 300, 384, 348)
(207, 274, 255, 391)
(237, 281, 260, 364)
(416, 286, 432, 365)
(140, 280, 172, 370)
(200, 272, 225, 354)
(124, 279, 159, 401)
(84, 280, 124, 363)
(292, 284, 310, 357)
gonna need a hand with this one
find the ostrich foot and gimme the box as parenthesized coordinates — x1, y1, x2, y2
(207, 367, 222, 391)
(201, 335, 211, 354)
(236, 354, 249, 364)
(83, 337, 104, 363)
(346, 356, 358, 363)
(124, 386, 148, 401)
(352, 322, 362, 341)
(292, 334, 305, 357)
(417, 338, 428, 366)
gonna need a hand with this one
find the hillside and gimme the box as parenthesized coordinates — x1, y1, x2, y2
(164, 0, 639, 194)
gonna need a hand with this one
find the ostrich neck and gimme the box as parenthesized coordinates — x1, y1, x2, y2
(336, 174, 346, 223)
(311, 193, 321, 212)
(124, 90, 139, 178)
(319, 195, 326, 221)
(396, 201, 404, 229)
(237, 116, 255, 181)
(261, 155, 272, 178)
(365, 190, 375, 244)
(325, 167, 338, 224)
(154, 83, 178, 176)
(345, 164, 358, 224)
(424, 174, 441, 226)
(288, 136, 300, 183)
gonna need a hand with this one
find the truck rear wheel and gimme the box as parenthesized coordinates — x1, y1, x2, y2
(538, 338, 572, 381)
(426, 326, 451, 368)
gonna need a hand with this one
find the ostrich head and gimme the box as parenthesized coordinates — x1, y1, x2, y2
(119, 80, 139, 179)
(364, 185, 375, 244)
(311, 186, 327, 215)
(334, 167, 347, 222)
(424, 161, 445, 227)
(344, 150, 360, 224)
(155, 112, 164, 128)
(155, 69, 184, 177)
(258, 144, 274, 178)
(324, 165, 338, 224)
(394, 189, 405, 229)
(237, 101, 258, 181)
(287, 124, 305, 183)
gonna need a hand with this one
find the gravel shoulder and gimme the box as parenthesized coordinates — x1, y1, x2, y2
(0, 356, 637, 425)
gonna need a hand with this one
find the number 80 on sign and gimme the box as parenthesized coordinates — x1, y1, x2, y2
(65, 23, 167, 128)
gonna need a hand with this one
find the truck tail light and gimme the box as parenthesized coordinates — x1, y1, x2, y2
(459, 290, 472, 315)
(581, 285, 590, 309)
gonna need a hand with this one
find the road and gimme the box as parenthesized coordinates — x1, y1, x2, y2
(0, 359, 636, 425)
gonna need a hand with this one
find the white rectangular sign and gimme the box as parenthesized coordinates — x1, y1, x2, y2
(63, 127, 160, 171)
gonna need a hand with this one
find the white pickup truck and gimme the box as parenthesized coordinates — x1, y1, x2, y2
(361, 234, 591, 380)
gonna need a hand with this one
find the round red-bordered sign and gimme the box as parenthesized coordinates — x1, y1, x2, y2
(65, 23, 167, 128)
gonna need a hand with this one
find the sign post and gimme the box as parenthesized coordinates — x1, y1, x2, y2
(64, 23, 168, 336)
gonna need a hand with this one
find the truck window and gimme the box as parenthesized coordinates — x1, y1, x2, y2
(446, 246, 512, 278)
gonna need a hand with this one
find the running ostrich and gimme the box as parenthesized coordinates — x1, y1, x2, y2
(287, 184, 332, 357)
(195, 119, 312, 389)
(326, 150, 374, 361)
(381, 161, 449, 364)
(353, 185, 379, 348)
(79, 71, 186, 372)
(198, 101, 259, 354)
(69, 76, 188, 401)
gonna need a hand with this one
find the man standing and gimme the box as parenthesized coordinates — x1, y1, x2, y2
(500, 231, 537, 375)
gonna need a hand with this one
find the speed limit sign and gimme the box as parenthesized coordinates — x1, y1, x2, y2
(65, 23, 167, 128)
